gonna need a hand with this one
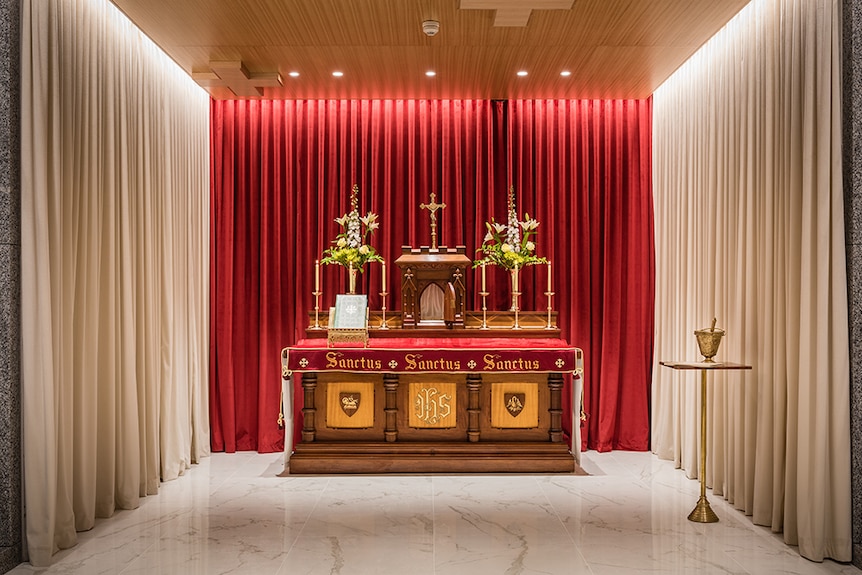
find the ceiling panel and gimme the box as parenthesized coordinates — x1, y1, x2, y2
(110, 0, 751, 100)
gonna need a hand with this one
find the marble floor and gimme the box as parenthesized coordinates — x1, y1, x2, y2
(8, 450, 860, 575)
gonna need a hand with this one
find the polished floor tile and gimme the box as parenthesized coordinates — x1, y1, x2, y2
(7, 451, 860, 574)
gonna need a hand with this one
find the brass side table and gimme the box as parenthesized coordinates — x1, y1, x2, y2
(659, 361, 752, 522)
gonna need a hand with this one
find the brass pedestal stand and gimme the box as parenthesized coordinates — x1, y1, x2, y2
(660, 320, 751, 523)
(688, 366, 719, 523)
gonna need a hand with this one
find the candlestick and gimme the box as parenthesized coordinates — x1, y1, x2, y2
(544, 262, 555, 330)
(315, 259, 320, 292)
(379, 289, 390, 330)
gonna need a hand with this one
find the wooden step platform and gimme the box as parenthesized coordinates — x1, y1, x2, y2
(286, 441, 576, 474)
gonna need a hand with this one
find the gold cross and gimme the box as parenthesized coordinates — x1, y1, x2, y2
(420, 192, 446, 250)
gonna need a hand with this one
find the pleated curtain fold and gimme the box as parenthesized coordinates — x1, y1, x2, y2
(651, 0, 851, 562)
(20, 0, 211, 565)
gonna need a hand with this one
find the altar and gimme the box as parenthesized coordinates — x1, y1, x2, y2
(283, 186, 582, 473)
(281, 336, 583, 474)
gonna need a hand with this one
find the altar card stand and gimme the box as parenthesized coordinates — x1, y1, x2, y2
(659, 360, 752, 522)
(395, 245, 471, 329)
(327, 294, 369, 347)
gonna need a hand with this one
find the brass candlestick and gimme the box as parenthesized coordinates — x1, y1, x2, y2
(312, 290, 322, 329)
(544, 290, 555, 329)
(480, 291, 489, 329)
(379, 291, 389, 329)
(512, 290, 522, 330)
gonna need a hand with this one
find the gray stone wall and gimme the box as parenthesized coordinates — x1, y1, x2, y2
(844, 0, 862, 568)
(0, 0, 20, 571)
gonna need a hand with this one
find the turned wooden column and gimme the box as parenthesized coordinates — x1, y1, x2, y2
(547, 372, 564, 443)
(466, 373, 482, 442)
(301, 372, 317, 442)
(383, 373, 399, 442)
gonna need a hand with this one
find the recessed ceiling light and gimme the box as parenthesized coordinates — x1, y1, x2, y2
(516, 70, 528, 77)
(288, 71, 300, 77)
(560, 70, 572, 77)
(426, 70, 436, 77)
(332, 71, 344, 77)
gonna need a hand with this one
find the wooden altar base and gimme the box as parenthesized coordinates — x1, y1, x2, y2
(282, 338, 582, 475)
(287, 441, 576, 474)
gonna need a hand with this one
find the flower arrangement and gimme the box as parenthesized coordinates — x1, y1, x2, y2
(474, 186, 547, 270)
(321, 184, 384, 272)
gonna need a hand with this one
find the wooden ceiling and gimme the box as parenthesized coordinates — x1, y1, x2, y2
(109, 0, 751, 100)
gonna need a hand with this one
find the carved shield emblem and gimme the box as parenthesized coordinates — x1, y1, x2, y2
(505, 393, 525, 417)
(340, 392, 361, 417)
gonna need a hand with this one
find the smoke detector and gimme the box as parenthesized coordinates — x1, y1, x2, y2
(422, 20, 440, 37)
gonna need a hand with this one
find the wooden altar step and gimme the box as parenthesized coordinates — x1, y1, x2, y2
(286, 441, 576, 474)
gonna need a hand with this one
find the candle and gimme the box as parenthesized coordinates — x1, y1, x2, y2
(382, 261, 386, 292)
(547, 261, 552, 292)
(481, 262, 486, 292)
(315, 259, 320, 292)
(514, 263, 519, 292)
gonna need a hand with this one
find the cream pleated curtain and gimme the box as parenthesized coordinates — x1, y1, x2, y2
(21, 0, 210, 565)
(652, 0, 850, 562)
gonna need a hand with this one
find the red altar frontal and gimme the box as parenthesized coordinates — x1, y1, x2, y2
(281, 337, 583, 474)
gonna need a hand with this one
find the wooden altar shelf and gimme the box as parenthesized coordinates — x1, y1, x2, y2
(308, 310, 560, 338)
(288, 442, 575, 474)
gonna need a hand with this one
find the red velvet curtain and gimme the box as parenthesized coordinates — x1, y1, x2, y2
(209, 99, 653, 454)
(506, 100, 654, 451)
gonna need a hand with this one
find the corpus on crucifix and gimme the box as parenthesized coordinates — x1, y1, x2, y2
(420, 192, 446, 250)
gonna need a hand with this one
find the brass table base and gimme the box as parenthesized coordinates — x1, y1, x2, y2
(690, 368, 718, 522)
(688, 495, 719, 523)
(660, 359, 752, 525)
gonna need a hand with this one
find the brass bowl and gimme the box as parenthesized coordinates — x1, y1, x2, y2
(694, 328, 725, 362)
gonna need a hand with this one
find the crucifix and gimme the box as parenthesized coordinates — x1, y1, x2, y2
(420, 192, 446, 250)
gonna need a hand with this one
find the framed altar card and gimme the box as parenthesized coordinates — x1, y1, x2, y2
(332, 294, 368, 328)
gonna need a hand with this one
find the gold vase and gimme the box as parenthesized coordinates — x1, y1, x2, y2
(510, 267, 520, 311)
(348, 266, 358, 294)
